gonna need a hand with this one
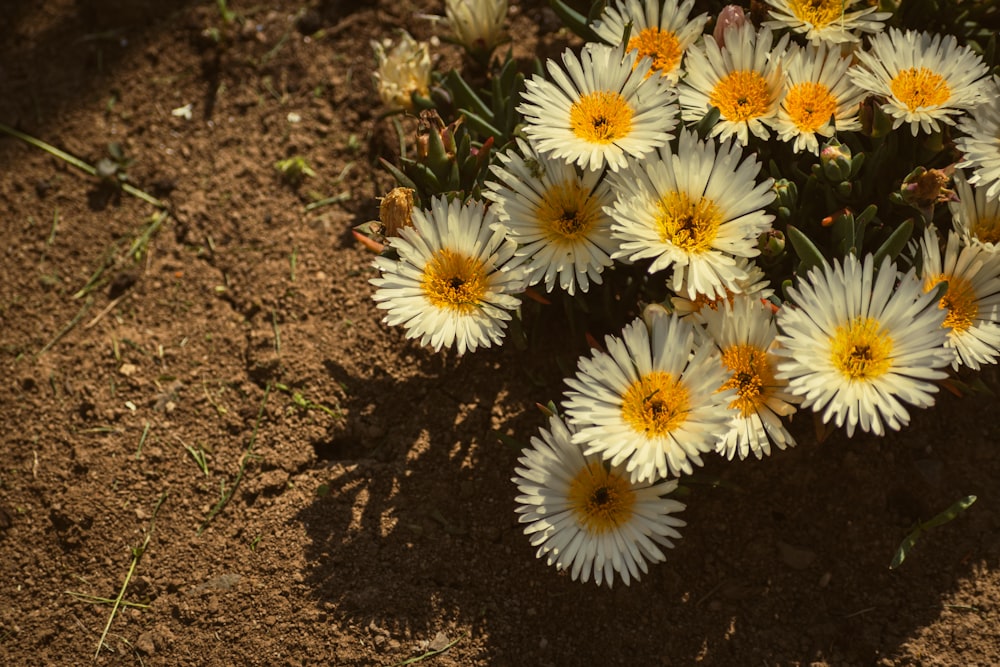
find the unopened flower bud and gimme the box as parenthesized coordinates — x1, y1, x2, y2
(445, 0, 508, 64)
(820, 140, 853, 183)
(713, 5, 747, 47)
(773, 178, 798, 210)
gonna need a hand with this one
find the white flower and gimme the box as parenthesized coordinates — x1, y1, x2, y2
(848, 28, 990, 136)
(763, 0, 890, 45)
(371, 31, 432, 112)
(512, 414, 686, 587)
(955, 77, 1000, 201)
(608, 130, 776, 300)
(518, 42, 679, 173)
(484, 138, 617, 295)
(591, 0, 709, 83)
(370, 196, 525, 355)
(445, 0, 508, 59)
(773, 42, 866, 155)
(678, 22, 788, 145)
(670, 257, 774, 320)
(563, 312, 734, 483)
(950, 169, 1000, 253)
(918, 225, 1000, 370)
(774, 254, 951, 437)
(701, 295, 799, 460)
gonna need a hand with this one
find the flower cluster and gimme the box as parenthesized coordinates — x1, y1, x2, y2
(367, 0, 1000, 587)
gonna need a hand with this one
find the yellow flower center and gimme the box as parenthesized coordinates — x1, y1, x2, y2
(830, 316, 893, 381)
(720, 344, 773, 417)
(784, 81, 839, 133)
(568, 461, 637, 534)
(627, 27, 683, 78)
(421, 248, 488, 313)
(621, 371, 690, 436)
(890, 67, 951, 111)
(788, 0, 845, 28)
(972, 216, 1000, 245)
(925, 274, 979, 333)
(536, 181, 602, 244)
(709, 70, 772, 122)
(569, 91, 634, 144)
(655, 191, 723, 253)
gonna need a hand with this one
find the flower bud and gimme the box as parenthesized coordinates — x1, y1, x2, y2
(773, 178, 798, 210)
(371, 31, 432, 112)
(820, 139, 853, 183)
(379, 187, 415, 237)
(713, 5, 748, 47)
(757, 229, 786, 260)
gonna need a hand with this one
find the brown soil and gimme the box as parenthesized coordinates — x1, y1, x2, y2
(1, 1, 999, 666)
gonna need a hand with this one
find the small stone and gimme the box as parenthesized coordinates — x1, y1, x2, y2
(119, 363, 139, 377)
(427, 631, 450, 651)
(136, 631, 155, 655)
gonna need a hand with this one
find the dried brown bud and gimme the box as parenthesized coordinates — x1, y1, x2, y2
(379, 187, 415, 237)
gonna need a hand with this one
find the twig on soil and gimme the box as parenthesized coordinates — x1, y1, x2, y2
(65, 591, 150, 609)
(36, 297, 93, 358)
(392, 634, 466, 667)
(0, 121, 167, 209)
(95, 492, 167, 660)
(83, 292, 130, 330)
(198, 384, 271, 535)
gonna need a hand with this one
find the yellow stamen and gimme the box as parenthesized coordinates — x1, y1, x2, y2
(421, 248, 488, 313)
(569, 91, 634, 144)
(830, 317, 893, 380)
(536, 181, 602, 244)
(787, 0, 845, 28)
(890, 67, 951, 111)
(655, 191, 722, 253)
(720, 344, 773, 417)
(710, 70, 773, 122)
(784, 81, 838, 133)
(568, 461, 637, 534)
(621, 371, 690, 436)
(972, 216, 1000, 245)
(925, 274, 979, 333)
(627, 27, 683, 78)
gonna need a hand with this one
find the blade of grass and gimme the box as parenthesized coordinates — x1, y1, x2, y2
(392, 634, 465, 667)
(0, 121, 167, 209)
(198, 384, 271, 534)
(36, 297, 93, 357)
(95, 492, 167, 659)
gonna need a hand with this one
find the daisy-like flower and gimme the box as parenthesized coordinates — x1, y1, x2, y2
(763, 0, 890, 45)
(590, 0, 709, 84)
(848, 28, 990, 136)
(563, 312, 734, 483)
(670, 257, 774, 320)
(370, 196, 525, 355)
(371, 31, 432, 112)
(701, 295, 799, 460)
(444, 0, 508, 60)
(678, 22, 788, 145)
(512, 414, 686, 587)
(917, 225, 1000, 370)
(774, 254, 952, 437)
(484, 138, 617, 295)
(950, 170, 1000, 252)
(608, 130, 776, 300)
(518, 42, 679, 173)
(773, 42, 866, 155)
(955, 77, 1000, 200)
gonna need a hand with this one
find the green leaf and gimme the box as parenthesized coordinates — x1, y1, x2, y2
(547, 0, 601, 42)
(890, 495, 976, 569)
(871, 218, 914, 266)
(443, 70, 492, 121)
(786, 224, 827, 274)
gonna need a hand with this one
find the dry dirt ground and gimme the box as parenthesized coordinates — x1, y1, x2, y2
(1, 1, 999, 665)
